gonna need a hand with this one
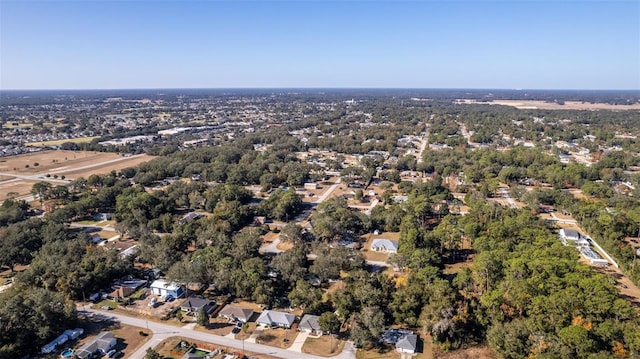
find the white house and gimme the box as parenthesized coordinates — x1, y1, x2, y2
(304, 183, 318, 190)
(370, 238, 399, 253)
(150, 279, 185, 299)
(256, 310, 296, 329)
(559, 228, 581, 246)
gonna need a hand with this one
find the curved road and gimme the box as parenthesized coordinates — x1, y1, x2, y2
(80, 308, 355, 359)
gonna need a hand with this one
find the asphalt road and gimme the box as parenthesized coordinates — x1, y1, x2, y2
(80, 308, 355, 359)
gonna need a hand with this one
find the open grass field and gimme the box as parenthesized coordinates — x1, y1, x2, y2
(25, 136, 101, 147)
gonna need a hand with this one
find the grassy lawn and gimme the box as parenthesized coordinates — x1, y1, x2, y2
(302, 335, 345, 357)
(25, 136, 101, 146)
(130, 289, 147, 300)
(95, 299, 117, 309)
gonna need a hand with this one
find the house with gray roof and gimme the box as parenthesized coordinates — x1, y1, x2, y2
(299, 314, 322, 335)
(370, 238, 399, 253)
(75, 332, 117, 359)
(395, 333, 418, 354)
(218, 304, 254, 323)
(256, 310, 296, 329)
(180, 297, 217, 315)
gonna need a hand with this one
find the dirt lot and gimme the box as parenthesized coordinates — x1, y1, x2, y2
(155, 336, 281, 359)
(255, 327, 299, 349)
(0, 179, 39, 199)
(59, 155, 152, 178)
(301, 335, 346, 356)
(0, 150, 118, 174)
(457, 99, 640, 111)
(111, 324, 150, 357)
(0, 150, 153, 198)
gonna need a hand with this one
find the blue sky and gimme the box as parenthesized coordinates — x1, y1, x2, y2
(1, 0, 638, 90)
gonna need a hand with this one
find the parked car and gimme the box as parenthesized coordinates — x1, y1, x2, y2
(232, 327, 241, 334)
(106, 349, 118, 358)
(101, 305, 113, 310)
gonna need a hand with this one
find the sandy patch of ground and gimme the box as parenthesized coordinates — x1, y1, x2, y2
(111, 324, 150, 358)
(255, 326, 299, 349)
(457, 99, 640, 111)
(0, 179, 39, 199)
(301, 335, 346, 357)
(0, 150, 117, 174)
(25, 136, 101, 147)
(57, 155, 153, 178)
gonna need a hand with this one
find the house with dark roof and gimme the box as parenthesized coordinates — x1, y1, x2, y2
(559, 228, 581, 245)
(256, 310, 296, 329)
(218, 305, 254, 323)
(75, 332, 117, 359)
(395, 333, 418, 354)
(298, 314, 323, 335)
(180, 297, 217, 315)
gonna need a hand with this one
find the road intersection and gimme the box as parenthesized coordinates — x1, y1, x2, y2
(79, 308, 356, 359)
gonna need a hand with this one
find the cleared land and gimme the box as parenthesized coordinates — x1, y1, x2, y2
(456, 99, 640, 111)
(0, 179, 39, 199)
(24, 136, 101, 147)
(0, 150, 116, 174)
(58, 155, 152, 178)
(0, 150, 153, 198)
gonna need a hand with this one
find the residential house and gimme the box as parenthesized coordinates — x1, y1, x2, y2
(256, 310, 296, 329)
(179, 212, 202, 225)
(304, 182, 318, 190)
(110, 277, 147, 299)
(150, 279, 185, 299)
(298, 314, 323, 335)
(180, 297, 217, 315)
(75, 332, 117, 359)
(218, 305, 254, 323)
(396, 334, 418, 354)
(41, 332, 71, 354)
(559, 228, 581, 246)
(370, 238, 399, 253)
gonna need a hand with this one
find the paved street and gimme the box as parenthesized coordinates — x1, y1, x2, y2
(80, 308, 355, 359)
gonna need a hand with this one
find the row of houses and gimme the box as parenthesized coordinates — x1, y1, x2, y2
(40, 328, 84, 354)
